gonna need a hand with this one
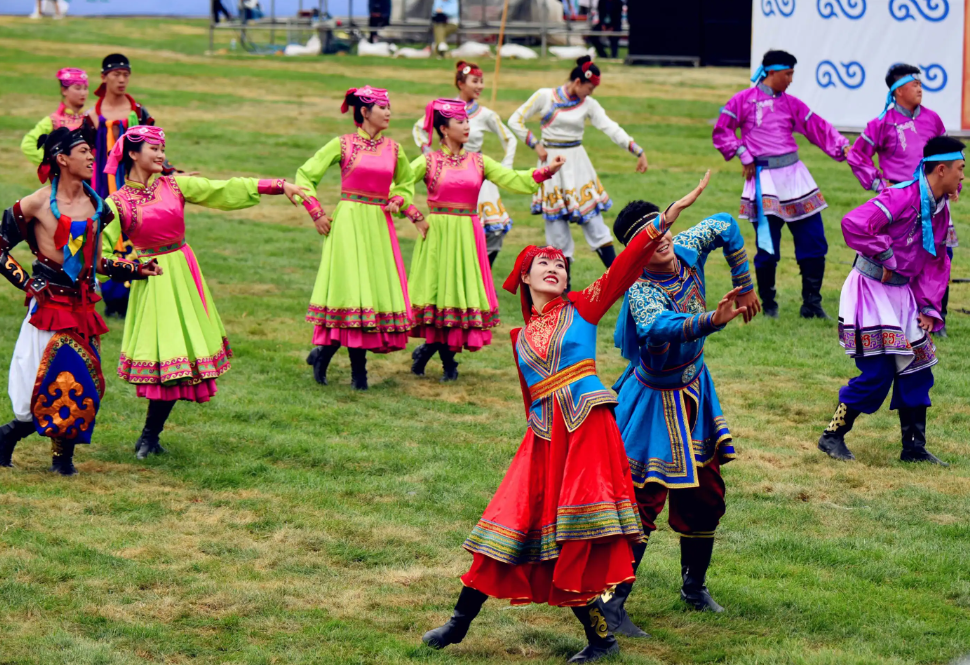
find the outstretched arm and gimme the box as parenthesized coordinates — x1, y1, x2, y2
(791, 97, 850, 161)
(587, 98, 646, 170)
(508, 89, 549, 153)
(848, 120, 886, 192)
(482, 154, 562, 195)
(572, 171, 711, 324)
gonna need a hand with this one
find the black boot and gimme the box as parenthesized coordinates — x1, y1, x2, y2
(306, 343, 340, 385)
(439, 347, 459, 382)
(49, 439, 77, 476)
(595, 541, 650, 638)
(680, 537, 723, 612)
(817, 402, 860, 461)
(411, 343, 440, 376)
(568, 604, 620, 663)
(755, 264, 779, 318)
(135, 400, 176, 460)
(488, 250, 499, 267)
(899, 406, 948, 466)
(0, 419, 35, 468)
(595, 244, 616, 268)
(349, 348, 368, 390)
(422, 586, 488, 650)
(798, 258, 831, 320)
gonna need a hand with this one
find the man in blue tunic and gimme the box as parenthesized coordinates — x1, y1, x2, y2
(595, 201, 758, 635)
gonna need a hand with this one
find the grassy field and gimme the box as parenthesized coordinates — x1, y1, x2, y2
(1, 16, 969, 665)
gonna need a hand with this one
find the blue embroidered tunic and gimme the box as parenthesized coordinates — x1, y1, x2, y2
(613, 213, 751, 488)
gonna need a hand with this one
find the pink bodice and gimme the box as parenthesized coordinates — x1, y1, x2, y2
(339, 133, 400, 202)
(425, 150, 484, 213)
(109, 176, 186, 250)
(51, 104, 85, 131)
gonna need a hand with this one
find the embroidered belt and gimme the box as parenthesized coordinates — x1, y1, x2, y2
(430, 205, 475, 216)
(853, 255, 908, 286)
(529, 359, 597, 402)
(543, 140, 582, 149)
(137, 239, 186, 258)
(754, 151, 800, 169)
(341, 192, 389, 206)
(634, 352, 704, 390)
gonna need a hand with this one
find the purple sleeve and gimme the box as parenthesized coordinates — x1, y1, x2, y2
(848, 119, 884, 191)
(841, 197, 896, 269)
(791, 96, 850, 161)
(911, 247, 950, 330)
(712, 93, 746, 162)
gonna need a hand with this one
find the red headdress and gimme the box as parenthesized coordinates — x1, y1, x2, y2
(340, 86, 391, 126)
(421, 97, 468, 147)
(103, 125, 165, 177)
(456, 60, 484, 79)
(502, 245, 568, 324)
(581, 61, 601, 86)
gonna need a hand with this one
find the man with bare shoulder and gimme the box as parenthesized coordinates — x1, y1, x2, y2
(0, 126, 161, 475)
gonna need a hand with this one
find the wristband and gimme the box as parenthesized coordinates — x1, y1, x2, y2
(258, 178, 286, 195)
(302, 196, 326, 222)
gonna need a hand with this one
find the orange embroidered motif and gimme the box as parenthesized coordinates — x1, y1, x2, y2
(34, 371, 95, 437)
(3, 255, 26, 282)
(524, 300, 567, 360)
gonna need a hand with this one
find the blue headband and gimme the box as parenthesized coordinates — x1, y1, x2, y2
(879, 74, 917, 120)
(911, 150, 965, 256)
(751, 64, 791, 83)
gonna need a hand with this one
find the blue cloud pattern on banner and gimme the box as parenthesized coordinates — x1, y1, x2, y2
(816, 61, 866, 89)
(818, 0, 866, 18)
(920, 64, 947, 91)
(889, 0, 948, 21)
(762, 0, 796, 16)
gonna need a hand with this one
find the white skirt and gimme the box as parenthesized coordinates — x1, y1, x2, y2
(8, 301, 54, 422)
(837, 270, 937, 375)
(740, 161, 828, 223)
(532, 145, 612, 225)
(478, 179, 512, 235)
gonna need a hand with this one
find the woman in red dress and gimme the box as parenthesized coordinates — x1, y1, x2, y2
(423, 173, 712, 663)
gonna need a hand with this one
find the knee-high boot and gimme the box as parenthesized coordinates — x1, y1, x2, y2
(135, 400, 177, 460)
(594, 541, 649, 637)
(422, 585, 488, 650)
(595, 243, 616, 268)
(306, 343, 341, 385)
(798, 257, 830, 319)
(680, 537, 723, 612)
(49, 439, 77, 476)
(411, 342, 440, 376)
(817, 402, 860, 461)
(755, 264, 778, 318)
(568, 602, 620, 663)
(487, 250, 499, 266)
(439, 346, 459, 382)
(349, 348, 368, 391)
(0, 419, 35, 468)
(899, 406, 947, 466)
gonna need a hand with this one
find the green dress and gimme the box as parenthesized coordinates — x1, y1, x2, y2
(408, 148, 546, 352)
(104, 175, 266, 402)
(296, 129, 418, 352)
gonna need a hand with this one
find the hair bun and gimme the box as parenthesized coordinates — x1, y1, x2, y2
(576, 55, 592, 66)
(37, 133, 49, 150)
(455, 60, 467, 70)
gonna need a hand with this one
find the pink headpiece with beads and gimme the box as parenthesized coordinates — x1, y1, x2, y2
(57, 68, 88, 87)
(421, 98, 468, 144)
(340, 86, 391, 125)
(103, 125, 165, 176)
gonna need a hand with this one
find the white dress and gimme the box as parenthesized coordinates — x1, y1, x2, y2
(413, 99, 517, 238)
(508, 85, 643, 226)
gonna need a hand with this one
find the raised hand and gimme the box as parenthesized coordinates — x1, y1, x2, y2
(284, 182, 312, 206)
(664, 170, 712, 228)
(712, 286, 748, 327)
(735, 289, 761, 323)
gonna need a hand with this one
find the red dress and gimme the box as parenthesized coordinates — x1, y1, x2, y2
(460, 216, 671, 606)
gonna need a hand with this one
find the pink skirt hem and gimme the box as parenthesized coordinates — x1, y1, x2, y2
(312, 325, 408, 353)
(136, 378, 219, 403)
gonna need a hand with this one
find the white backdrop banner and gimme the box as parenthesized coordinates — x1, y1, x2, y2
(752, 0, 966, 131)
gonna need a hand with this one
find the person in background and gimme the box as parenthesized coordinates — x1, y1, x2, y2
(589, 0, 624, 59)
(368, 0, 391, 43)
(211, 0, 232, 23)
(713, 50, 850, 320)
(432, 0, 459, 58)
(848, 63, 956, 337)
(21, 68, 88, 168)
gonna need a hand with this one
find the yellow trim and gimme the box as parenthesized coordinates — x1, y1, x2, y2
(529, 359, 597, 402)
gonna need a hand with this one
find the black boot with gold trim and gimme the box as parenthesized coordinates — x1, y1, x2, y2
(595, 541, 649, 638)
(567, 603, 619, 663)
(818, 402, 860, 461)
(422, 585, 488, 650)
(49, 439, 77, 476)
(680, 536, 723, 612)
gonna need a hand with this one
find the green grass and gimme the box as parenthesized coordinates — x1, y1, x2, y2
(1, 16, 969, 665)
